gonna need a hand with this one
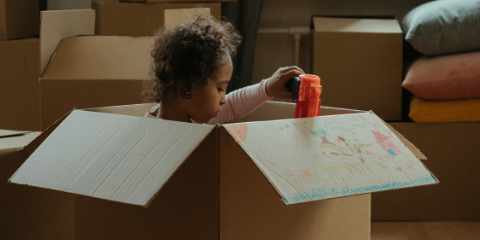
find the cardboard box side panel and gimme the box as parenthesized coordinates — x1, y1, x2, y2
(40, 9, 95, 73)
(313, 31, 402, 120)
(3, 0, 39, 40)
(0, 2, 6, 38)
(1, 144, 75, 240)
(219, 128, 370, 240)
(40, 79, 150, 129)
(43, 36, 153, 79)
(75, 132, 219, 240)
(95, 2, 221, 36)
(373, 123, 480, 220)
(0, 39, 41, 130)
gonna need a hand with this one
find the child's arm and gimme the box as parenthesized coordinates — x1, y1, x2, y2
(208, 66, 304, 124)
(208, 80, 271, 124)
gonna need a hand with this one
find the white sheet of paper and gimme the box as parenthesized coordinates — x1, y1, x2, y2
(225, 112, 438, 204)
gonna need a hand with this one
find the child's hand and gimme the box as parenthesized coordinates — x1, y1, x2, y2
(264, 66, 304, 99)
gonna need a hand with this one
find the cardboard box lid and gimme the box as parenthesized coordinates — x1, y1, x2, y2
(313, 17, 402, 34)
(0, 130, 41, 156)
(10, 102, 437, 206)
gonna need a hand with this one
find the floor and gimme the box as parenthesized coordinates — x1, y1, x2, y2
(372, 222, 480, 240)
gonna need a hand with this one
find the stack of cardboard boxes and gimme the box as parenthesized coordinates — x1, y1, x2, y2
(0, 3, 75, 240)
(311, 16, 480, 221)
(0, 0, 41, 131)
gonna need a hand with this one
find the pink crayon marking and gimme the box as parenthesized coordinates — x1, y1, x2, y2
(372, 130, 400, 156)
(228, 124, 248, 143)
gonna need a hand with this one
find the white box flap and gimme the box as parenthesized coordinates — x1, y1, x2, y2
(10, 110, 214, 206)
(224, 111, 438, 205)
(0, 131, 41, 156)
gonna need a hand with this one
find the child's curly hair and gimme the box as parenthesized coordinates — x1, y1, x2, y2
(147, 16, 242, 102)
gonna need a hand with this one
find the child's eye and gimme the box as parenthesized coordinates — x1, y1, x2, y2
(217, 88, 225, 92)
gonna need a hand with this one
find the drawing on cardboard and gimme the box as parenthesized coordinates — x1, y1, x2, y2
(225, 112, 438, 204)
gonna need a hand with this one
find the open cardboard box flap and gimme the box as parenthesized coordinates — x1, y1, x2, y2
(10, 101, 437, 206)
(0, 130, 41, 156)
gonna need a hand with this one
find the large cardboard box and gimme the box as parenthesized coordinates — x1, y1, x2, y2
(39, 10, 153, 129)
(9, 100, 436, 240)
(373, 122, 480, 221)
(0, 130, 75, 240)
(94, 0, 221, 36)
(0, 39, 41, 131)
(0, 0, 39, 40)
(312, 17, 403, 121)
(39, 8, 217, 129)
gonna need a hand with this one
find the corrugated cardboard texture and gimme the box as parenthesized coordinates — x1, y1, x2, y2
(0, 0, 39, 40)
(219, 127, 371, 240)
(373, 122, 480, 220)
(94, 0, 221, 36)
(40, 36, 154, 129)
(313, 17, 403, 121)
(74, 132, 219, 240)
(0, 39, 41, 131)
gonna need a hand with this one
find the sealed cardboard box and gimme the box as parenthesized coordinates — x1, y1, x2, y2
(10, 100, 436, 240)
(0, 39, 41, 131)
(0, 0, 39, 40)
(312, 17, 403, 121)
(0, 130, 75, 240)
(94, 0, 221, 36)
(373, 122, 480, 221)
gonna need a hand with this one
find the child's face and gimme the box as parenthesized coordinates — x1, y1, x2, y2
(187, 60, 232, 123)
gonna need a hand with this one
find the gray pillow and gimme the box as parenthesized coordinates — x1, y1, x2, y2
(403, 0, 480, 56)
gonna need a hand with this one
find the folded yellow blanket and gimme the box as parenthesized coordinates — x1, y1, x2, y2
(410, 98, 480, 123)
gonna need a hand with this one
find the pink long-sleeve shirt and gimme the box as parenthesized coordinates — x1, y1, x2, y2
(146, 80, 272, 123)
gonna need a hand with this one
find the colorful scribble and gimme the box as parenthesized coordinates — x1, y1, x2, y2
(372, 130, 400, 156)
